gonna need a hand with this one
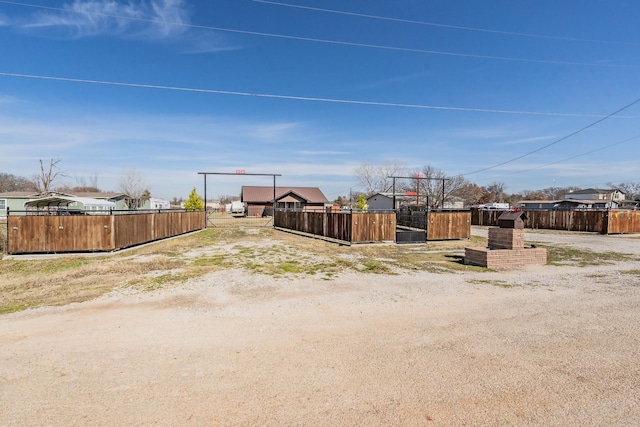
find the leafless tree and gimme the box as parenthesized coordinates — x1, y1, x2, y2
(353, 160, 407, 196)
(453, 182, 484, 206)
(401, 165, 470, 208)
(118, 166, 149, 209)
(31, 158, 67, 194)
(59, 172, 102, 193)
(479, 182, 507, 204)
(0, 173, 33, 192)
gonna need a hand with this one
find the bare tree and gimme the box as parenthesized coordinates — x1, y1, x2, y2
(453, 181, 484, 206)
(59, 172, 102, 193)
(0, 173, 33, 192)
(479, 182, 507, 204)
(31, 158, 67, 194)
(118, 166, 148, 209)
(353, 160, 407, 196)
(401, 165, 470, 208)
(608, 181, 640, 200)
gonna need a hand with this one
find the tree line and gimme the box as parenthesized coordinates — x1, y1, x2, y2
(346, 161, 640, 208)
(0, 159, 151, 209)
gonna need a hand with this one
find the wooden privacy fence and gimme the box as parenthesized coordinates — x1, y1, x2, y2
(426, 211, 472, 240)
(7, 211, 205, 254)
(471, 209, 640, 234)
(396, 211, 471, 240)
(274, 210, 395, 243)
(275, 210, 470, 243)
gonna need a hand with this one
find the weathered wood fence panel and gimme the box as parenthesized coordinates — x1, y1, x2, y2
(8, 215, 113, 253)
(352, 213, 395, 243)
(7, 211, 205, 254)
(113, 214, 153, 249)
(427, 212, 471, 240)
(326, 212, 352, 242)
(397, 211, 471, 240)
(471, 209, 640, 234)
(274, 211, 394, 243)
(608, 210, 640, 234)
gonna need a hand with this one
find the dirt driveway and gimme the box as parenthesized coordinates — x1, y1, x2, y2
(1, 230, 639, 426)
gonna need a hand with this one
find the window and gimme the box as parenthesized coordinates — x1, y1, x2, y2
(0, 199, 6, 215)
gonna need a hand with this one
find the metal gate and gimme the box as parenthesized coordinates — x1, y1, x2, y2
(395, 210, 427, 243)
(206, 209, 274, 228)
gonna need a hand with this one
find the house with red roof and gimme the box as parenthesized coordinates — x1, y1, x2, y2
(241, 186, 330, 217)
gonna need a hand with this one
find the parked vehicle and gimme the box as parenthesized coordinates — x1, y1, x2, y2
(230, 201, 245, 215)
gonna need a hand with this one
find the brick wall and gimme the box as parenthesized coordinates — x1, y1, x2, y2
(488, 228, 525, 250)
(465, 247, 547, 270)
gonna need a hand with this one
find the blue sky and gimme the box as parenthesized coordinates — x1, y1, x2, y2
(1, 0, 639, 200)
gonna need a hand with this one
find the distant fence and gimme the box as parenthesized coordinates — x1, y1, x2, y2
(275, 209, 471, 243)
(274, 210, 395, 243)
(6, 210, 205, 254)
(471, 209, 640, 234)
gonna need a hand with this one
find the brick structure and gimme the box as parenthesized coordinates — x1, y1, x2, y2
(487, 228, 525, 250)
(464, 245, 547, 270)
(465, 211, 547, 270)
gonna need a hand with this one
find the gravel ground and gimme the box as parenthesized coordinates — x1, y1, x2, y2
(1, 230, 639, 426)
(472, 226, 640, 253)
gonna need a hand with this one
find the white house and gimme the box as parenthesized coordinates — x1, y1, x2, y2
(149, 197, 170, 210)
(564, 188, 625, 202)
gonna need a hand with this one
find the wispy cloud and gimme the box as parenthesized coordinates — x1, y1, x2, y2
(297, 150, 350, 156)
(9, 0, 233, 52)
(22, 0, 189, 39)
(0, 94, 20, 104)
(357, 71, 432, 91)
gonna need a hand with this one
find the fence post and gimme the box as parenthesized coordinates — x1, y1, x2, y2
(4, 207, 8, 254)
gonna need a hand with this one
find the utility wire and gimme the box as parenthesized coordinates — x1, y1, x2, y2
(462, 97, 640, 176)
(0, 0, 638, 68)
(2, 71, 639, 119)
(253, 0, 639, 46)
(499, 134, 640, 176)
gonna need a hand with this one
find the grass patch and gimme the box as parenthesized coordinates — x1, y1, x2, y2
(4, 227, 632, 315)
(359, 258, 392, 274)
(470, 279, 514, 288)
(542, 244, 636, 267)
(621, 269, 640, 276)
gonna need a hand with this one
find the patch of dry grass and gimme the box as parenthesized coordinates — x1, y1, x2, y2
(0, 228, 514, 314)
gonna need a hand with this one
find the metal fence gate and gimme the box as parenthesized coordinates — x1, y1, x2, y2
(206, 210, 274, 228)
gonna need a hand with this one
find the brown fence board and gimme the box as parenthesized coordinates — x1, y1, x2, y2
(274, 211, 394, 243)
(471, 209, 615, 234)
(7, 211, 205, 254)
(352, 213, 395, 243)
(8, 215, 113, 253)
(607, 210, 640, 234)
(427, 212, 471, 240)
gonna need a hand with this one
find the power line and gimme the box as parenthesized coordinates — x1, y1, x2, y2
(2, 71, 639, 119)
(462, 96, 640, 176)
(498, 134, 640, 177)
(253, 0, 639, 46)
(0, 0, 638, 68)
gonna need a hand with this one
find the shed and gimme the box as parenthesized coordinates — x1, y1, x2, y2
(498, 211, 527, 229)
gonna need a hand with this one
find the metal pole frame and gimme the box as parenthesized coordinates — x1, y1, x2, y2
(197, 172, 282, 227)
(387, 176, 451, 210)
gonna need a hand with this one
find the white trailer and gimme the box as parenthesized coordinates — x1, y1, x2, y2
(230, 201, 245, 215)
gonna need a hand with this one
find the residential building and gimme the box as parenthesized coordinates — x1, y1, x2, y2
(241, 186, 330, 217)
(564, 188, 625, 202)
